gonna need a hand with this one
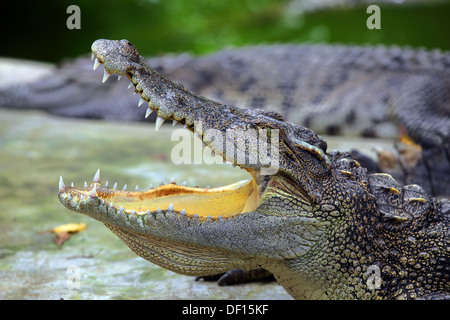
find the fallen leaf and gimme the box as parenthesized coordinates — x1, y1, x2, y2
(44, 223, 87, 247)
(51, 223, 87, 235)
(53, 231, 71, 247)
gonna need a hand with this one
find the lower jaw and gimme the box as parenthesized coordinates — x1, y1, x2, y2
(59, 172, 260, 221)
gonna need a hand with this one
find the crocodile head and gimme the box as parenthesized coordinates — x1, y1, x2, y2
(58, 40, 449, 299)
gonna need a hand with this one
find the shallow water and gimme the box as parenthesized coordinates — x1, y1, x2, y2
(0, 109, 393, 300)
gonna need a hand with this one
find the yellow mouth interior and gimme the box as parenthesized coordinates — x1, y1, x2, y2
(102, 178, 259, 219)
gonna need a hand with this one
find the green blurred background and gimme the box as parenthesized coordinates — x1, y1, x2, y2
(1, 0, 449, 63)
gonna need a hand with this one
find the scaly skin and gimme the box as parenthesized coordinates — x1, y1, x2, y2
(58, 39, 450, 299)
(3, 44, 448, 197)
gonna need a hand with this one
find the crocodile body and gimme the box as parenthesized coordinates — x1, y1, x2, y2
(57, 39, 449, 300)
(2, 44, 449, 197)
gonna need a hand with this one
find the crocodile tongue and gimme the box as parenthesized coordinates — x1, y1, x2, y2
(59, 171, 259, 221)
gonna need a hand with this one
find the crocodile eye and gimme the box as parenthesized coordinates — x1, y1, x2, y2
(291, 138, 331, 179)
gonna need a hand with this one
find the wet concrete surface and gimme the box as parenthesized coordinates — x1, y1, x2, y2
(0, 109, 394, 300)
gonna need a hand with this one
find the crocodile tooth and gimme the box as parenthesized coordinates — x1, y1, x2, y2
(109, 202, 114, 208)
(155, 116, 165, 131)
(180, 209, 186, 216)
(93, 169, 100, 183)
(91, 52, 95, 61)
(169, 177, 176, 184)
(102, 70, 111, 83)
(157, 206, 162, 214)
(84, 181, 88, 188)
(138, 97, 145, 107)
(123, 184, 127, 190)
(131, 209, 135, 215)
(117, 75, 122, 81)
(90, 184, 97, 198)
(168, 203, 174, 211)
(172, 120, 177, 127)
(183, 124, 188, 129)
(67, 193, 72, 201)
(135, 185, 139, 190)
(119, 206, 124, 213)
(113, 182, 118, 189)
(71, 182, 74, 187)
(105, 181, 109, 188)
(93, 58, 101, 70)
(182, 181, 187, 186)
(59, 176, 65, 192)
(145, 107, 153, 118)
(128, 82, 133, 89)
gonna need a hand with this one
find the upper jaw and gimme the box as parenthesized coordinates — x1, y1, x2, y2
(59, 39, 281, 227)
(91, 39, 287, 177)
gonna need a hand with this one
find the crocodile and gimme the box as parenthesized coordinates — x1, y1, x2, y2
(2, 44, 450, 198)
(57, 39, 450, 299)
